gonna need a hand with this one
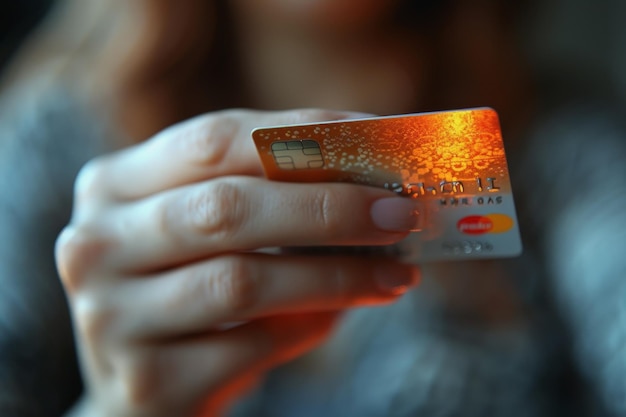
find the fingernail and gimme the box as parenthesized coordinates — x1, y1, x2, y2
(375, 265, 419, 295)
(370, 197, 423, 232)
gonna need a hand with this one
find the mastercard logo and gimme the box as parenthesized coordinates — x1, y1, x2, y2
(457, 214, 514, 235)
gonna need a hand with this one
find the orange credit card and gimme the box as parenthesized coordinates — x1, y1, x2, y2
(252, 108, 522, 262)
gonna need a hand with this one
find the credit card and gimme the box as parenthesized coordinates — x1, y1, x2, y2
(252, 108, 522, 262)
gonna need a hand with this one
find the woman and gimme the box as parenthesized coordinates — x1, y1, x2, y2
(2, 1, 625, 416)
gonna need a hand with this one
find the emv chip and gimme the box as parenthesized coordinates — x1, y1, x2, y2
(271, 140, 324, 170)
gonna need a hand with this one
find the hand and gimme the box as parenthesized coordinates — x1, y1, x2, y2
(56, 109, 422, 417)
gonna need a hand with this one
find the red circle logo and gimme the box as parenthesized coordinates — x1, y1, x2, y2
(457, 215, 493, 235)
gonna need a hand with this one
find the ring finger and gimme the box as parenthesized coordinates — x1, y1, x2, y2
(112, 253, 419, 339)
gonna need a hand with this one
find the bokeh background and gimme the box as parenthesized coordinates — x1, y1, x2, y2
(1, 1, 625, 417)
(3, 0, 626, 102)
(0, 0, 54, 75)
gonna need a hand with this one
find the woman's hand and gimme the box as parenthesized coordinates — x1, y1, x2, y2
(56, 109, 421, 417)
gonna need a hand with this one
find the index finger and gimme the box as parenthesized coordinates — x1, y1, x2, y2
(77, 109, 371, 203)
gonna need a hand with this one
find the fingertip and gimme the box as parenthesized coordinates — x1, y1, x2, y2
(374, 263, 421, 296)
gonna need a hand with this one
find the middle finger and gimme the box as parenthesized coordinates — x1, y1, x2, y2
(105, 177, 422, 271)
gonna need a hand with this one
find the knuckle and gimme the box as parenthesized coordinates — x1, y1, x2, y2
(55, 226, 111, 293)
(187, 181, 248, 239)
(313, 188, 344, 238)
(210, 257, 257, 313)
(74, 156, 110, 202)
(73, 293, 116, 344)
(180, 112, 240, 167)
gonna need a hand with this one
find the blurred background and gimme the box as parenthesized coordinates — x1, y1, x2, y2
(0, 0, 54, 76)
(1, 1, 625, 416)
(2, 0, 626, 102)
(521, 0, 626, 103)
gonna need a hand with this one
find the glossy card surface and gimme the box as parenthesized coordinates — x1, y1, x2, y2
(252, 108, 522, 262)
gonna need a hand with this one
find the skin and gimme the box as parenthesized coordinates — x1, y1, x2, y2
(56, 109, 421, 417)
(53, 0, 529, 415)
